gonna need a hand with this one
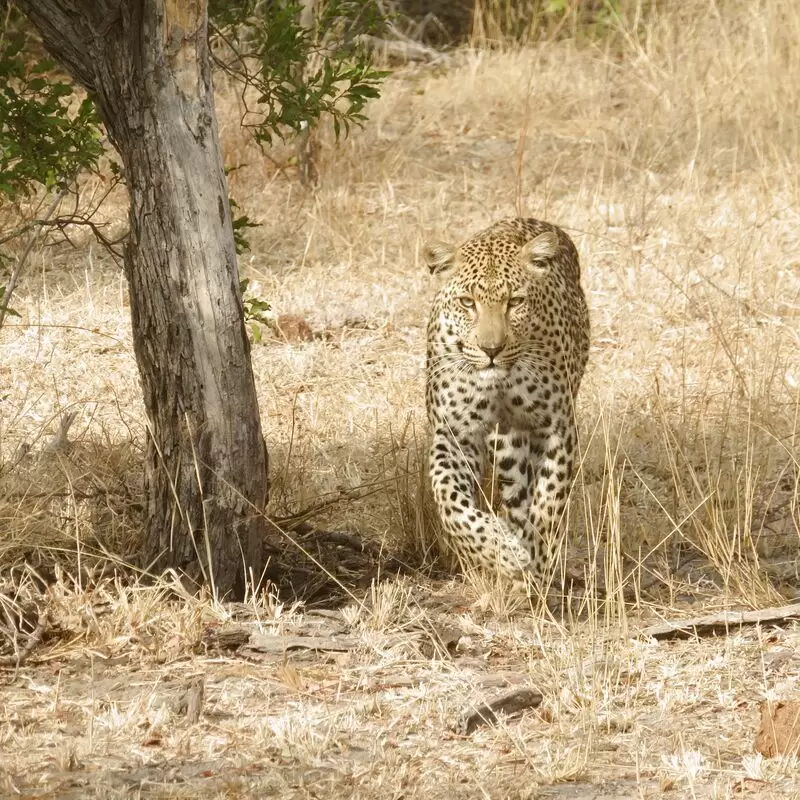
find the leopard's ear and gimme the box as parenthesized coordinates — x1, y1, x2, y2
(519, 230, 559, 278)
(423, 240, 457, 274)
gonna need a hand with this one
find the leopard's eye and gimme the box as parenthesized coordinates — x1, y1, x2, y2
(508, 295, 527, 308)
(458, 296, 476, 310)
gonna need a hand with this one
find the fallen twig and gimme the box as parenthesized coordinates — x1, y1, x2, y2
(304, 529, 382, 556)
(243, 633, 358, 657)
(640, 601, 800, 640)
(356, 33, 449, 64)
(0, 608, 49, 668)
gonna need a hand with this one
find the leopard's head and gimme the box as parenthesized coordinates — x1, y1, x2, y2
(424, 227, 559, 373)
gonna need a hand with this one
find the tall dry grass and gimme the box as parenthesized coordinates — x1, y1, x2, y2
(2, 4, 800, 796)
(1, 0, 798, 605)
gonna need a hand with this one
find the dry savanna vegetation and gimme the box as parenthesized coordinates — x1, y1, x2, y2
(2, 1, 800, 797)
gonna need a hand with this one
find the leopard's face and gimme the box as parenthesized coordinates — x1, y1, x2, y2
(439, 276, 530, 374)
(425, 227, 560, 377)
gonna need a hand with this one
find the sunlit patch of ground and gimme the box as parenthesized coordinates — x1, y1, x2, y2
(2, 1, 799, 795)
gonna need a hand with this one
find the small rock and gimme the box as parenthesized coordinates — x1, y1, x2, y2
(458, 688, 543, 735)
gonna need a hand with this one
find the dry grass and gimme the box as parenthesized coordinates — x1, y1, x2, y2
(1, 0, 800, 796)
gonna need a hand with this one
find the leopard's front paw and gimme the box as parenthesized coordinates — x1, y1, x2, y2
(489, 517, 533, 577)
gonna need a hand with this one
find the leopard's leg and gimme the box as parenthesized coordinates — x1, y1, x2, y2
(485, 428, 533, 530)
(519, 417, 577, 583)
(486, 428, 554, 588)
(429, 427, 532, 579)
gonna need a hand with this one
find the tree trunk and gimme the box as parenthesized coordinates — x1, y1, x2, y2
(20, 0, 271, 598)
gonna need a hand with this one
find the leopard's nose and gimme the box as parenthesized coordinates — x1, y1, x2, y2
(481, 344, 505, 360)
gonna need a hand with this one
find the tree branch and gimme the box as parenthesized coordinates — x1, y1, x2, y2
(14, 1, 121, 92)
(0, 181, 73, 328)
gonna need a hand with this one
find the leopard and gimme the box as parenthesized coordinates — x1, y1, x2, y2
(423, 217, 590, 588)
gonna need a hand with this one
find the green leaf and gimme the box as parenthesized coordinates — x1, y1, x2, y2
(31, 59, 57, 74)
(0, 30, 104, 201)
(208, 0, 387, 156)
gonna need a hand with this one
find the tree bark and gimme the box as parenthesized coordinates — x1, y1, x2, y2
(19, 0, 271, 598)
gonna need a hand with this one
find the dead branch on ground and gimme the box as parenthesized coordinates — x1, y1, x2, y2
(641, 601, 800, 640)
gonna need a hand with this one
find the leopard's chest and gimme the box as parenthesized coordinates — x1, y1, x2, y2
(430, 364, 554, 435)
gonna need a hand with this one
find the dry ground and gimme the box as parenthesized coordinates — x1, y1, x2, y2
(2, 0, 800, 796)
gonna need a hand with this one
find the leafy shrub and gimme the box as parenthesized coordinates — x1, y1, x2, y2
(0, 29, 103, 200)
(209, 0, 388, 143)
